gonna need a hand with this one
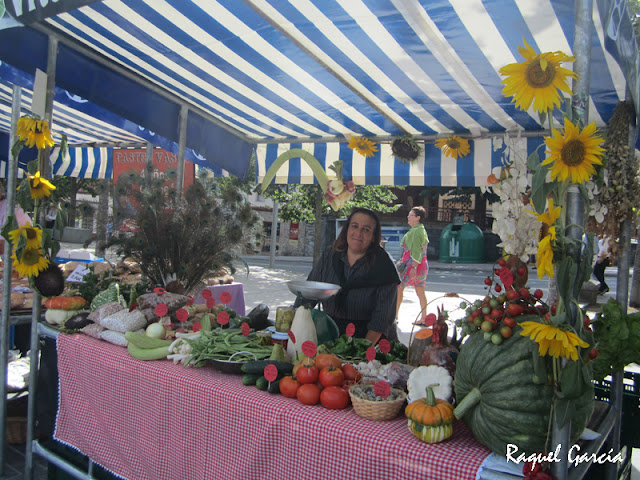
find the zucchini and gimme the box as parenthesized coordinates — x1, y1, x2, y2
(242, 373, 262, 386)
(255, 376, 269, 391)
(267, 379, 281, 394)
(241, 360, 293, 375)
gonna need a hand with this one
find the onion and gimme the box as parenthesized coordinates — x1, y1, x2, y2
(145, 322, 166, 339)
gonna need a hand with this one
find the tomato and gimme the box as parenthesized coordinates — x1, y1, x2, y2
(320, 386, 350, 410)
(589, 348, 599, 360)
(319, 366, 345, 388)
(497, 258, 506, 267)
(503, 317, 516, 328)
(519, 288, 530, 299)
(296, 383, 321, 405)
(279, 376, 300, 398)
(494, 284, 502, 293)
(506, 289, 520, 301)
(484, 277, 492, 286)
(533, 289, 544, 299)
(315, 353, 342, 371)
(296, 366, 319, 385)
(507, 303, 524, 317)
(341, 363, 362, 383)
(500, 326, 513, 338)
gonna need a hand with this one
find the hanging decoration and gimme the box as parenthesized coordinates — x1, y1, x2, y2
(391, 134, 422, 163)
(435, 135, 470, 159)
(347, 135, 378, 158)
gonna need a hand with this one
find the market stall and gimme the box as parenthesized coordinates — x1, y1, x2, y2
(55, 333, 490, 480)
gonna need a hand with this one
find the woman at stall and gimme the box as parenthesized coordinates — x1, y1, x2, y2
(395, 206, 429, 325)
(294, 207, 400, 344)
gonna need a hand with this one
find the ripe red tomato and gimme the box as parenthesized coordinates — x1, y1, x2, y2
(279, 376, 300, 398)
(484, 277, 492, 286)
(319, 366, 345, 388)
(533, 289, 544, 299)
(497, 258, 506, 267)
(589, 348, 599, 360)
(315, 353, 342, 371)
(320, 386, 350, 410)
(519, 288, 530, 299)
(507, 303, 524, 317)
(296, 366, 319, 385)
(297, 383, 321, 405)
(506, 289, 520, 301)
(494, 284, 502, 292)
(341, 363, 362, 382)
(503, 317, 516, 328)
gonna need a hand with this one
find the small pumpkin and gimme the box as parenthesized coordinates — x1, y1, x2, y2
(405, 383, 454, 444)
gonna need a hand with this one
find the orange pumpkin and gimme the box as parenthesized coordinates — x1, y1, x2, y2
(405, 384, 454, 443)
(44, 296, 87, 311)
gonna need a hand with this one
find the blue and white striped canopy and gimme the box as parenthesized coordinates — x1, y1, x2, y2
(0, 0, 634, 185)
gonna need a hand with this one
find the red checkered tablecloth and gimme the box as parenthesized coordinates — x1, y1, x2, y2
(54, 334, 491, 480)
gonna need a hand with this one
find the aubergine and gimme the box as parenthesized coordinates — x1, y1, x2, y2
(246, 303, 270, 330)
(64, 312, 92, 330)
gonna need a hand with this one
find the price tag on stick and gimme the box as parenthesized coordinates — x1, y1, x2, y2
(288, 330, 296, 344)
(374, 380, 391, 398)
(201, 289, 213, 300)
(366, 346, 376, 362)
(301, 341, 317, 358)
(345, 323, 355, 337)
(176, 308, 189, 323)
(216, 311, 230, 326)
(378, 339, 391, 354)
(241, 322, 251, 337)
(154, 303, 168, 317)
(264, 364, 278, 383)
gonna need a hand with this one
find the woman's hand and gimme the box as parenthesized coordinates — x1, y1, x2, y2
(365, 330, 382, 345)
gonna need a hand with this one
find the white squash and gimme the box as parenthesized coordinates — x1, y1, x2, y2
(406, 365, 453, 403)
(286, 306, 318, 359)
(45, 309, 84, 325)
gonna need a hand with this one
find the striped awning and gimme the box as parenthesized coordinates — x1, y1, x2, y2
(0, 0, 634, 186)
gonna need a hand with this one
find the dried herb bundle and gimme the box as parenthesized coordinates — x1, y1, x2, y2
(107, 173, 262, 294)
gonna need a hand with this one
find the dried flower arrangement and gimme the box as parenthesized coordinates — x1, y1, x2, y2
(106, 171, 263, 295)
(391, 134, 422, 162)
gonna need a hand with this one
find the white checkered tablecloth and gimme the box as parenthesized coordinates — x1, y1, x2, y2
(54, 334, 491, 480)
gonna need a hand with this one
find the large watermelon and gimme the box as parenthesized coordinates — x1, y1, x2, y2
(454, 325, 593, 455)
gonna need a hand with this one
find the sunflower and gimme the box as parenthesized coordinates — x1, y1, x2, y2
(542, 119, 605, 184)
(528, 198, 561, 226)
(536, 233, 556, 279)
(27, 171, 56, 199)
(435, 135, 471, 159)
(347, 135, 378, 158)
(499, 39, 576, 114)
(17, 116, 55, 150)
(11, 247, 50, 278)
(520, 321, 589, 361)
(8, 222, 42, 249)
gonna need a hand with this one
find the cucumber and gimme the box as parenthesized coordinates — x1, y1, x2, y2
(241, 360, 293, 375)
(267, 379, 281, 394)
(255, 376, 269, 391)
(242, 373, 262, 386)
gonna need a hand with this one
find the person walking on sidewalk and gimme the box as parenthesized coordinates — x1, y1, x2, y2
(593, 236, 612, 295)
(396, 206, 429, 324)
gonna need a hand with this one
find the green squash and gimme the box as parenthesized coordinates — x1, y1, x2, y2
(454, 325, 593, 455)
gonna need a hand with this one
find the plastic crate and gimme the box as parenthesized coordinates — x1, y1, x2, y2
(593, 370, 640, 448)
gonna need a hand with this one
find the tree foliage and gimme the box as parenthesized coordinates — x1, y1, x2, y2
(261, 184, 403, 222)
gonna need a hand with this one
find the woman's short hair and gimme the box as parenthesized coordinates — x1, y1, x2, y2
(411, 206, 426, 222)
(334, 207, 382, 263)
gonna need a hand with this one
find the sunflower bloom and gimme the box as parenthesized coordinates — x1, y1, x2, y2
(11, 247, 50, 278)
(16, 116, 55, 150)
(435, 135, 471, 159)
(347, 135, 378, 158)
(499, 39, 576, 114)
(8, 222, 42, 249)
(542, 118, 605, 184)
(528, 198, 561, 226)
(521, 321, 589, 361)
(27, 171, 56, 199)
(536, 232, 556, 279)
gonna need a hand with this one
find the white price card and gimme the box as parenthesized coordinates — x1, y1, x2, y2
(66, 264, 90, 283)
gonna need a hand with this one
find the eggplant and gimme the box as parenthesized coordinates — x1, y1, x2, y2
(246, 304, 270, 330)
(64, 312, 93, 330)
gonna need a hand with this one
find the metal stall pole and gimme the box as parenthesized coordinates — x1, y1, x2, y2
(0, 85, 22, 476)
(177, 105, 188, 197)
(604, 92, 639, 480)
(552, 0, 592, 478)
(269, 200, 279, 268)
(25, 35, 58, 480)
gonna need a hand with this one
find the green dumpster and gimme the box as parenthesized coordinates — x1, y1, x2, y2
(439, 220, 485, 263)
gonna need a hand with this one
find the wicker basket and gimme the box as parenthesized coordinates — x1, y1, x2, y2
(349, 387, 407, 421)
(6, 417, 27, 445)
